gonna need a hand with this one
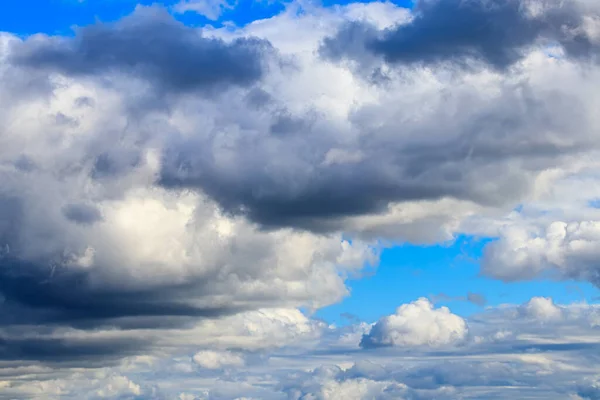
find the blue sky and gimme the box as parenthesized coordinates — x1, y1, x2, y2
(0, 0, 412, 35)
(1, 0, 273, 34)
(317, 236, 600, 325)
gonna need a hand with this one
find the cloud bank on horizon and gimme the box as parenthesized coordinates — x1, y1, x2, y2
(1, 0, 600, 398)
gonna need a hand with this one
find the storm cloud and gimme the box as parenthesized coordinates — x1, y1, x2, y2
(321, 0, 600, 69)
(9, 6, 272, 94)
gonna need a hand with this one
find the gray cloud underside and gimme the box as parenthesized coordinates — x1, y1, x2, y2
(321, 0, 600, 69)
(6, 1, 598, 233)
(1, 0, 600, 378)
(9, 7, 272, 94)
(2, 298, 600, 399)
(159, 80, 592, 229)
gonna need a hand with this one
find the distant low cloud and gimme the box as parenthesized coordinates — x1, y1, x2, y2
(193, 350, 245, 369)
(430, 291, 488, 307)
(174, 0, 237, 21)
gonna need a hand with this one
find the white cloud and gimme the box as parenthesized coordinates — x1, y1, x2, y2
(174, 0, 237, 20)
(193, 350, 245, 369)
(520, 297, 564, 321)
(360, 298, 468, 348)
(482, 219, 600, 284)
(1, 296, 600, 399)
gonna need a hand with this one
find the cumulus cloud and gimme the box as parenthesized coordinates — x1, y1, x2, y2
(0, 33, 375, 356)
(321, 0, 600, 70)
(9, 6, 272, 94)
(6, 0, 599, 240)
(360, 298, 468, 348)
(0, 296, 599, 398)
(1, 0, 600, 397)
(483, 220, 600, 285)
(192, 350, 245, 369)
(157, 7, 600, 233)
(520, 296, 564, 321)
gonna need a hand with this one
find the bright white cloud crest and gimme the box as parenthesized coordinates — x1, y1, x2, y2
(361, 298, 468, 348)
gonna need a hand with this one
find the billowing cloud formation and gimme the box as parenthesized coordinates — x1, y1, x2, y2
(10, 6, 272, 94)
(483, 220, 600, 285)
(2, 297, 599, 399)
(322, 0, 600, 69)
(520, 296, 563, 321)
(360, 298, 468, 348)
(7, 0, 599, 239)
(0, 13, 377, 364)
(1, 0, 600, 397)
(153, 2, 600, 233)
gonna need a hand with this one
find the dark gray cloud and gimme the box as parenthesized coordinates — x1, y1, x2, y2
(430, 292, 487, 307)
(321, 0, 599, 70)
(0, 334, 147, 364)
(0, 256, 247, 327)
(159, 79, 590, 230)
(0, 255, 248, 363)
(91, 151, 142, 180)
(467, 292, 487, 307)
(63, 203, 103, 225)
(9, 6, 272, 94)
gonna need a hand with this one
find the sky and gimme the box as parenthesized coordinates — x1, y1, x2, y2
(1, 0, 600, 399)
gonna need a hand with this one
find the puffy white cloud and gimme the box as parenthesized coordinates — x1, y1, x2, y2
(1, 296, 599, 399)
(169, 307, 326, 351)
(0, 371, 150, 400)
(360, 298, 468, 348)
(193, 350, 245, 369)
(520, 297, 564, 321)
(483, 219, 600, 286)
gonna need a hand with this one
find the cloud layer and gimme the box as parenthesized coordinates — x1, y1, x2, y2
(2, 0, 600, 398)
(322, 0, 600, 69)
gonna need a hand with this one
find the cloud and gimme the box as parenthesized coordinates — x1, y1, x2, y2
(467, 292, 487, 307)
(1, 296, 599, 398)
(430, 291, 487, 307)
(174, 0, 238, 21)
(192, 350, 245, 369)
(6, 0, 600, 243)
(154, 3, 600, 234)
(520, 296, 564, 321)
(321, 0, 600, 70)
(482, 220, 600, 285)
(9, 6, 272, 94)
(62, 203, 103, 225)
(360, 298, 468, 348)
(577, 377, 600, 400)
(1, 1, 600, 397)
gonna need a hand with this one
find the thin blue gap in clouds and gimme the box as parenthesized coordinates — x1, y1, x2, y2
(315, 234, 600, 326)
(588, 199, 600, 208)
(0, 0, 412, 36)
